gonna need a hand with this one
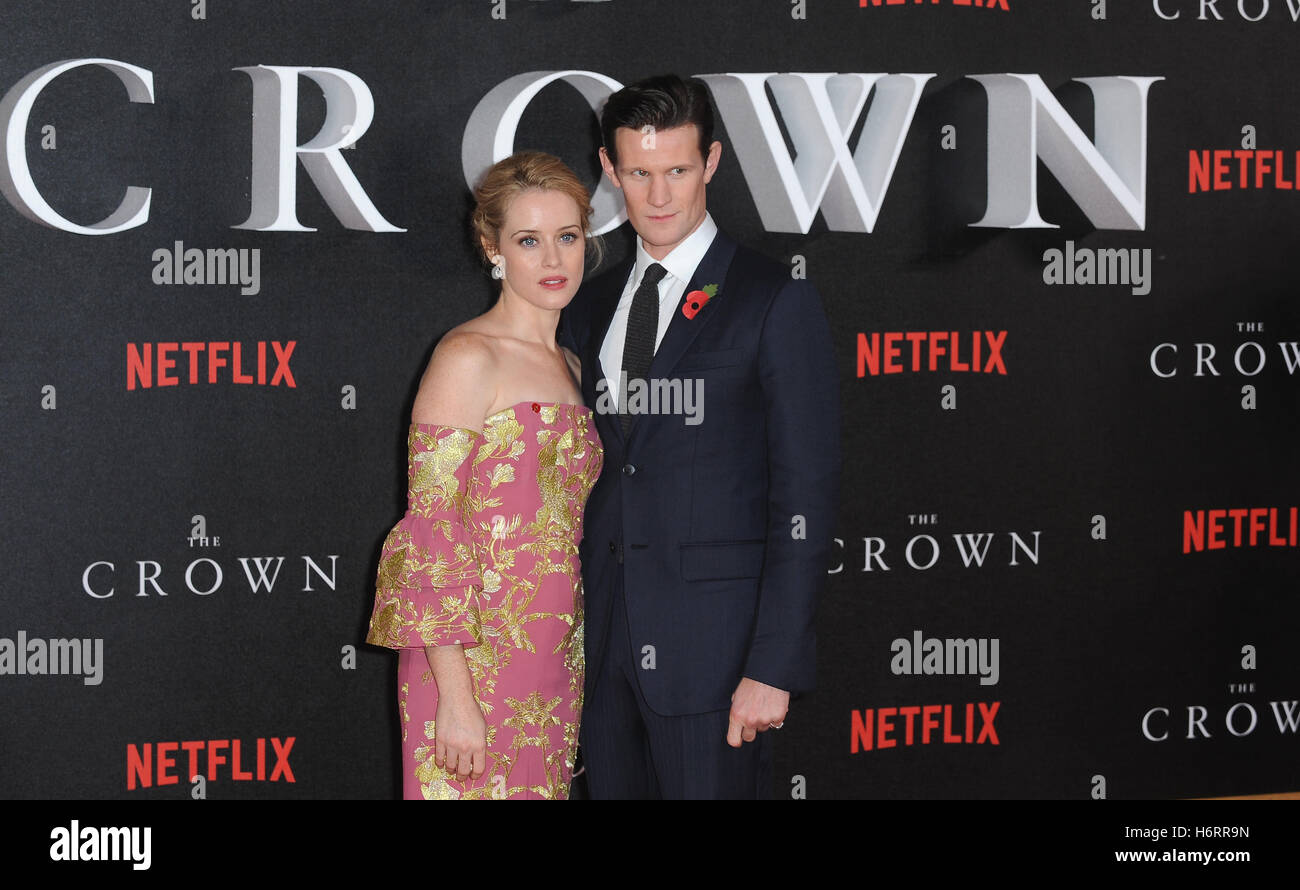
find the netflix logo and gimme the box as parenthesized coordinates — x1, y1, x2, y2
(856, 331, 1007, 377)
(858, 0, 1010, 10)
(126, 340, 297, 389)
(849, 702, 1000, 752)
(1182, 507, 1298, 553)
(127, 736, 295, 789)
(1189, 149, 1300, 193)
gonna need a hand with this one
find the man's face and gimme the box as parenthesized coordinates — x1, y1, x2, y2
(600, 124, 721, 261)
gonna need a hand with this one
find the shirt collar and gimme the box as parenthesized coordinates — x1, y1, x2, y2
(633, 212, 718, 293)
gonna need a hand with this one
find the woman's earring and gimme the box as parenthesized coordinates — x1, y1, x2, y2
(491, 255, 505, 280)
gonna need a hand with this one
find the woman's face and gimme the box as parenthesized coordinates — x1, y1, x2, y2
(487, 188, 585, 312)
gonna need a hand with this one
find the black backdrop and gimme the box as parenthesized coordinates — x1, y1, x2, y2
(1, 0, 1297, 800)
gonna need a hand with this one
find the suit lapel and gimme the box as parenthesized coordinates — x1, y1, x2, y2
(589, 230, 740, 446)
(620, 229, 738, 445)
(647, 229, 738, 381)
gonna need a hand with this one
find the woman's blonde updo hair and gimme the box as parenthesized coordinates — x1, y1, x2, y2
(470, 151, 603, 269)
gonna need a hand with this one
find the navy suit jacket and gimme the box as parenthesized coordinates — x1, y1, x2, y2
(562, 228, 840, 717)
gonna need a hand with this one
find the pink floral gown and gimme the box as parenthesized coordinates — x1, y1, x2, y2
(367, 401, 603, 799)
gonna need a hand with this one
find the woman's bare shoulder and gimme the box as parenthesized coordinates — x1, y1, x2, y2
(411, 327, 498, 427)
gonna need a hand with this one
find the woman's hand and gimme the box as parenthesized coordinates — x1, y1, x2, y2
(425, 644, 487, 781)
(434, 687, 487, 780)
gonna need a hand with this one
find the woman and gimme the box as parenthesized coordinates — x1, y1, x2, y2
(367, 152, 603, 799)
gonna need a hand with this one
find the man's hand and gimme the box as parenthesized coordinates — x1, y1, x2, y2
(727, 677, 790, 747)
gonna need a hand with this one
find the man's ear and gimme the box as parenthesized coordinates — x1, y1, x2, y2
(598, 146, 622, 189)
(702, 140, 722, 185)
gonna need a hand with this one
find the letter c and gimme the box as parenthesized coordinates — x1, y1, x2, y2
(0, 59, 154, 234)
(1149, 343, 1177, 378)
(82, 561, 115, 598)
(1142, 707, 1169, 741)
(1152, 0, 1181, 19)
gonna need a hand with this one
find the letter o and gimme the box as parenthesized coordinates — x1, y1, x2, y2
(1237, 0, 1269, 21)
(185, 558, 223, 596)
(1233, 341, 1265, 376)
(1226, 702, 1257, 737)
(461, 70, 625, 235)
(904, 534, 939, 570)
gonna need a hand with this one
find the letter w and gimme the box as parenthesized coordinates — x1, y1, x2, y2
(952, 533, 994, 567)
(1278, 342, 1300, 374)
(696, 73, 934, 233)
(1270, 701, 1300, 734)
(238, 557, 285, 593)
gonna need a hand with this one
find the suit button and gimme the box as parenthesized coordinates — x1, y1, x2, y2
(608, 541, 616, 553)
(622, 463, 636, 475)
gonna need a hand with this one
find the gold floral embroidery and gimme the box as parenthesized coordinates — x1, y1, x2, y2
(381, 404, 603, 799)
(367, 425, 485, 650)
(409, 427, 475, 504)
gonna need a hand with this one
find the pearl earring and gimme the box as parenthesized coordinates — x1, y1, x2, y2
(491, 255, 505, 280)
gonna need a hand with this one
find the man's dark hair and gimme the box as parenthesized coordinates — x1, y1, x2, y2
(600, 74, 715, 168)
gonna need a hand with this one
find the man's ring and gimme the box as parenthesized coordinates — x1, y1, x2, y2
(769, 721, 784, 730)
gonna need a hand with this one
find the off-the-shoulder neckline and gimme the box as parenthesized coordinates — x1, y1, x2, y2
(412, 400, 593, 433)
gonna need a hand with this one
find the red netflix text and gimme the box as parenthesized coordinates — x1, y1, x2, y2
(126, 736, 295, 789)
(1182, 508, 1298, 554)
(1188, 150, 1300, 193)
(850, 702, 1000, 752)
(126, 341, 296, 389)
(857, 331, 1007, 376)
(859, 0, 1009, 10)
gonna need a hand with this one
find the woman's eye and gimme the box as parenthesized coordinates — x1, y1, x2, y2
(560, 232, 577, 243)
(519, 236, 536, 247)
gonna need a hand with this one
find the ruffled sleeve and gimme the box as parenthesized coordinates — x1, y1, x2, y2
(367, 423, 484, 650)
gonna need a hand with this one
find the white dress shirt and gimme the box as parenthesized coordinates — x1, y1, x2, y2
(599, 212, 718, 406)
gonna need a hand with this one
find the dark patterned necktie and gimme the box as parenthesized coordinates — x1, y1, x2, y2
(619, 262, 668, 434)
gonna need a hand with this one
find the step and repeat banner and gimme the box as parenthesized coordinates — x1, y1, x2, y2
(1, 0, 1297, 800)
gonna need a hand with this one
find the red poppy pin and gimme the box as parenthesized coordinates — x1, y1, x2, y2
(682, 284, 718, 320)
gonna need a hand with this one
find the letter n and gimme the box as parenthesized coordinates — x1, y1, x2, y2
(127, 743, 151, 790)
(967, 74, 1163, 230)
(850, 709, 873, 753)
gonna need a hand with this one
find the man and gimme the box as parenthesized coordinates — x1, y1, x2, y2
(563, 74, 840, 799)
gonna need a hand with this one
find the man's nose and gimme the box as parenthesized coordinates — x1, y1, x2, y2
(648, 175, 671, 207)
